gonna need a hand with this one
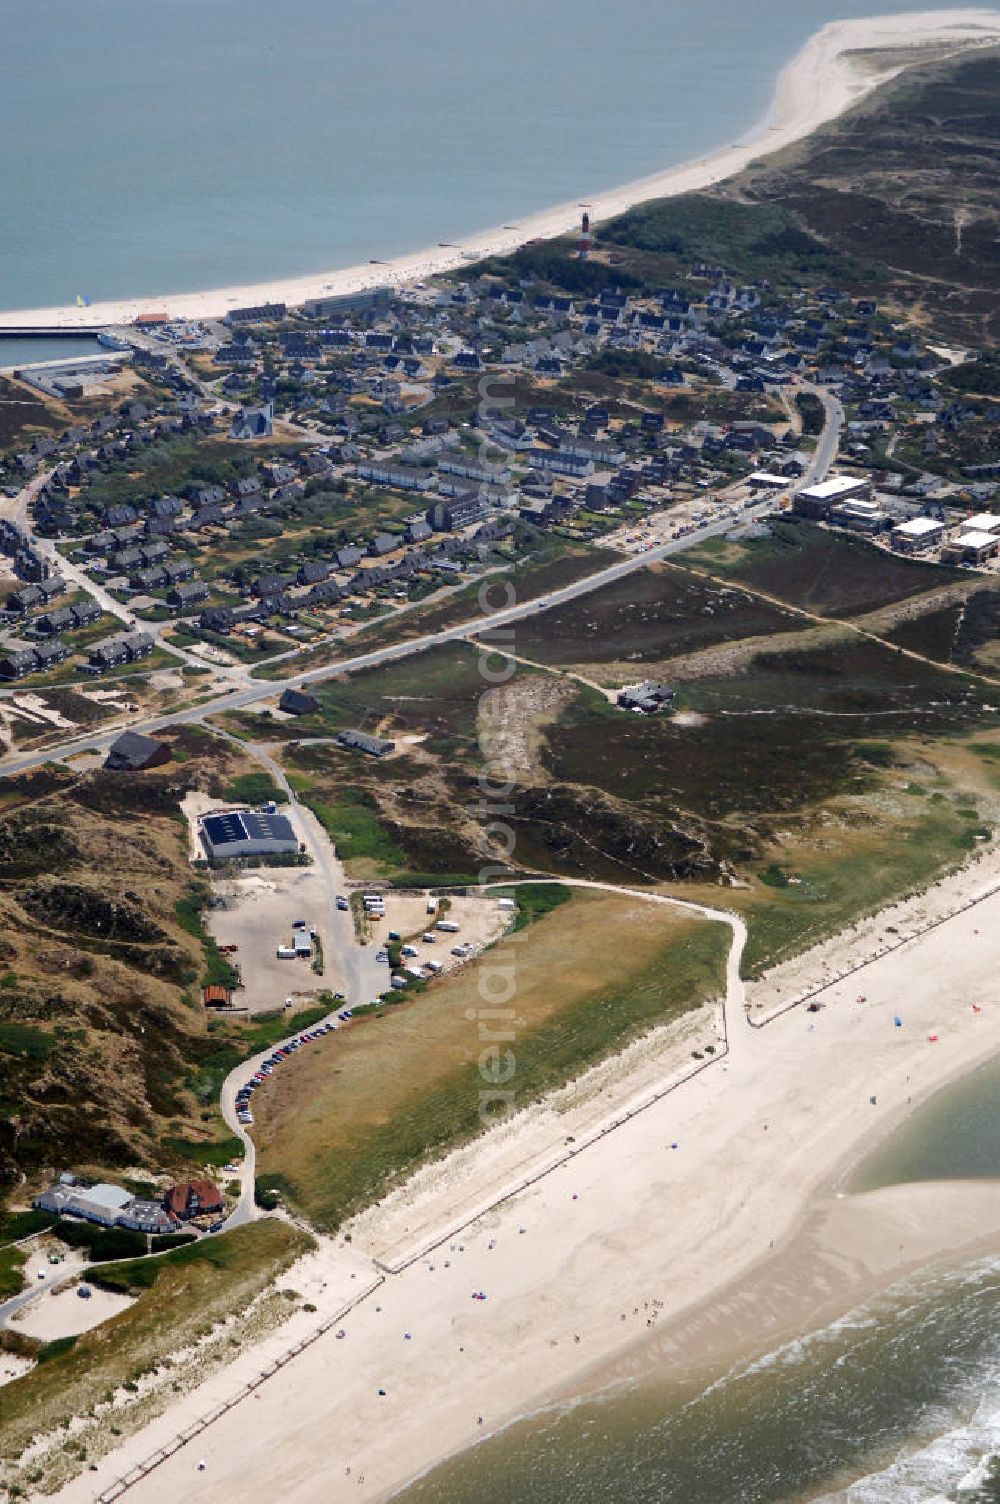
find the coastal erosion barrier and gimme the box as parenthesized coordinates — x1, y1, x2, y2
(374, 991, 731, 1279)
(0, 326, 110, 338)
(94, 1031, 734, 1503)
(92, 883, 740, 1501)
(747, 877, 1000, 1029)
(95, 1274, 384, 1504)
(89, 871, 997, 1500)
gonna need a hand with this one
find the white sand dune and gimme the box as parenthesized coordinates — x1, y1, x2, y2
(3, 9, 999, 329)
(13, 1283, 135, 1344)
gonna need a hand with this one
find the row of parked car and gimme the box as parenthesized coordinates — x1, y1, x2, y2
(234, 1013, 350, 1124)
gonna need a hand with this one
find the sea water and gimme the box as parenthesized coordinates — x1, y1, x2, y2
(0, 0, 981, 313)
(400, 1058, 1000, 1504)
(854, 1054, 1000, 1194)
(0, 336, 107, 369)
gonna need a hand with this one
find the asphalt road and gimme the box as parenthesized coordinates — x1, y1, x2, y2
(0, 495, 783, 778)
(0, 1261, 80, 1326)
(0, 394, 841, 1259)
(801, 382, 845, 485)
(212, 747, 385, 1228)
(0, 383, 843, 779)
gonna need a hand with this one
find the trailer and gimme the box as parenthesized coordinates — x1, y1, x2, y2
(436, 920, 460, 933)
(426, 894, 438, 915)
(276, 945, 297, 959)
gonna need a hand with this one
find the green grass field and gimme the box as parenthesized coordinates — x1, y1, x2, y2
(255, 891, 729, 1230)
(300, 788, 406, 873)
(733, 797, 989, 978)
(0, 1245, 26, 1298)
(223, 772, 289, 806)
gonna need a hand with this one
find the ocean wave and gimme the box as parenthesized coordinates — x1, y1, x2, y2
(814, 1391, 1000, 1503)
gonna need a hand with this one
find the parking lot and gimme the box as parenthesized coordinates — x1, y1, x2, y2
(206, 866, 342, 1013)
(602, 480, 779, 555)
(359, 889, 514, 980)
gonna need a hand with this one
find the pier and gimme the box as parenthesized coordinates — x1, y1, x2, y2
(0, 325, 112, 338)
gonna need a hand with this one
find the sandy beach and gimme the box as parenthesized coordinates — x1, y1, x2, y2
(41, 851, 1000, 1504)
(3, 9, 999, 331)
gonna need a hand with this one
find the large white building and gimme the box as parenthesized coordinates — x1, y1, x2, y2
(892, 516, 946, 553)
(795, 474, 872, 518)
(942, 530, 1000, 565)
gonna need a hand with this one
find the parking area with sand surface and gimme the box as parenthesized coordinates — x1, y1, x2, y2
(206, 867, 341, 1013)
(359, 890, 513, 978)
(12, 1281, 135, 1343)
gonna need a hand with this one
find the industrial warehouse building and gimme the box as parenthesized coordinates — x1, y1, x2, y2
(199, 809, 299, 861)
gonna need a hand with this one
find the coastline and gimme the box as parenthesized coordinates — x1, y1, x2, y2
(44, 852, 1000, 1504)
(4, 8, 1000, 330)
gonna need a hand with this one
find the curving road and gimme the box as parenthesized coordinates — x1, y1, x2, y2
(0, 495, 780, 779)
(217, 871, 747, 1240)
(212, 731, 386, 1227)
(0, 379, 844, 780)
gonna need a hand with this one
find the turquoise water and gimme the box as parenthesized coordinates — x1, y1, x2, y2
(399, 1055, 1000, 1504)
(0, 0, 980, 311)
(854, 1054, 1000, 1193)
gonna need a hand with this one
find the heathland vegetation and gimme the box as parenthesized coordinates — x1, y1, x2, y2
(2, 45, 999, 1283)
(231, 518, 1000, 982)
(0, 734, 333, 1208)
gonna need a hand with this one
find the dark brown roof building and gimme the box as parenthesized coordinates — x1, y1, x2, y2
(162, 1180, 224, 1221)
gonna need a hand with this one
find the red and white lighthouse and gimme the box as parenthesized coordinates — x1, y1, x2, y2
(579, 210, 592, 259)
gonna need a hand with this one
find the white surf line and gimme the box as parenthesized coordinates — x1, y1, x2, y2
(79, 865, 989, 1502)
